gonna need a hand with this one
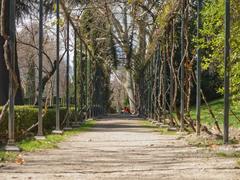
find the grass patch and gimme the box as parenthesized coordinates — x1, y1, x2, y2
(0, 151, 18, 162)
(216, 151, 240, 158)
(187, 136, 224, 147)
(237, 159, 240, 166)
(190, 98, 240, 128)
(186, 134, 238, 148)
(217, 152, 240, 169)
(140, 120, 177, 135)
(18, 120, 96, 152)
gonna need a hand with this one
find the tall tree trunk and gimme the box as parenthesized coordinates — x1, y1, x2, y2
(0, 35, 9, 105)
(14, 43, 24, 105)
(0, 0, 23, 105)
(26, 55, 36, 104)
(125, 69, 136, 113)
(137, 72, 145, 116)
(136, 15, 147, 116)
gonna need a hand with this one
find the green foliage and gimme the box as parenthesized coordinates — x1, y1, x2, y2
(0, 120, 95, 162)
(155, 0, 176, 28)
(237, 159, 240, 166)
(123, 98, 129, 107)
(0, 106, 76, 140)
(187, 136, 223, 147)
(216, 151, 240, 158)
(190, 98, 240, 128)
(0, 151, 18, 162)
(18, 138, 59, 151)
(17, 120, 96, 152)
(109, 28, 118, 69)
(78, 7, 112, 112)
(200, 0, 240, 101)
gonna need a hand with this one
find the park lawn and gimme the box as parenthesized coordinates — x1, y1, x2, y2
(190, 98, 240, 128)
(18, 119, 96, 152)
(141, 98, 240, 135)
(0, 120, 96, 162)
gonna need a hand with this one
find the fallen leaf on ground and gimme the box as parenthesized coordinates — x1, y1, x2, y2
(15, 154, 25, 165)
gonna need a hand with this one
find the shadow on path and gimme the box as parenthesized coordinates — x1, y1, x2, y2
(0, 114, 239, 180)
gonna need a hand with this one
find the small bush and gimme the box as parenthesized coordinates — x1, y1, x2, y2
(0, 151, 18, 162)
(0, 106, 76, 141)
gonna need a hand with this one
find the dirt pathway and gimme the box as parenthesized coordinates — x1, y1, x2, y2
(1, 115, 240, 180)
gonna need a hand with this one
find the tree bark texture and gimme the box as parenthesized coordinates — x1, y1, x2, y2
(0, 0, 23, 105)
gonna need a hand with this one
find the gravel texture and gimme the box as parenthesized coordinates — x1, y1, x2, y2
(0, 115, 240, 180)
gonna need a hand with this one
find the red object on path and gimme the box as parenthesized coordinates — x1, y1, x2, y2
(124, 107, 131, 114)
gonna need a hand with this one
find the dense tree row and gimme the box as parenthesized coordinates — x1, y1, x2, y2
(0, 0, 238, 145)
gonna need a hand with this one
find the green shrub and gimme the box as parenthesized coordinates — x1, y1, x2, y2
(0, 151, 18, 162)
(0, 106, 76, 141)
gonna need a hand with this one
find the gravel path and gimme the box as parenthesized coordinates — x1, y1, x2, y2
(1, 115, 240, 180)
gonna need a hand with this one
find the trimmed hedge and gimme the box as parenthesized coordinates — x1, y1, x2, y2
(0, 106, 75, 141)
